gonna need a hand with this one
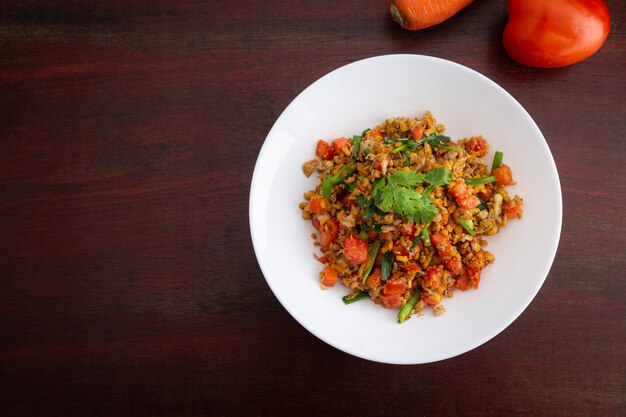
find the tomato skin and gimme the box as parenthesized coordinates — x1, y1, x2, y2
(319, 218, 339, 248)
(383, 279, 406, 295)
(466, 136, 489, 157)
(343, 235, 369, 264)
(411, 125, 425, 140)
(309, 196, 328, 214)
(321, 266, 339, 288)
(424, 266, 442, 289)
(493, 164, 514, 186)
(504, 199, 523, 219)
(332, 137, 351, 155)
(380, 293, 403, 309)
(367, 268, 382, 289)
(443, 257, 462, 276)
(316, 140, 334, 161)
(503, 0, 610, 68)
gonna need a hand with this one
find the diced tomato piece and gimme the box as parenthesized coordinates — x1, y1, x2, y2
(401, 263, 421, 272)
(466, 136, 489, 157)
(411, 125, 425, 140)
(321, 266, 338, 288)
(366, 130, 383, 141)
(424, 266, 442, 289)
(383, 279, 406, 295)
(316, 140, 334, 161)
(430, 232, 446, 246)
(317, 255, 329, 264)
(319, 218, 339, 248)
(309, 196, 328, 214)
(343, 235, 369, 264)
(311, 216, 321, 230)
(467, 267, 482, 289)
(443, 257, 462, 276)
(367, 229, 378, 239)
(493, 164, 513, 186)
(421, 293, 441, 306)
(504, 199, 523, 219)
(478, 184, 494, 200)
(455, 275, 470, 291)
(366, 268, 382, 289)
(332, 137, 351, 155)
(458, 194, 480, 209)
(380, 293, 403, 309)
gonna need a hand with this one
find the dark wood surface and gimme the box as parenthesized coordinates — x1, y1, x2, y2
(1, 1, 625, 416)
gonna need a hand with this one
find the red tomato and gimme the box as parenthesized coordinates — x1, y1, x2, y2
(393, 242, 410, 257)
(316, 140, 334, 161)
(504, 199, 523, 219)
(367, 268, 382, 289)
(383, 279, 406, 295)
(448, 179, 480, 209)
(319, 218, 339, 248)
(466, 136, 489, 157)
(421, 293, 440, 306)
(478, 184, 493, 200)
(321, 266, 338, 288)
(429, 232, 446, 246)
(458, 194, 480, 209)
(503, 0, 610, 68)
(332, 137, 351, 155)
(380, 294, 403, 309)
(309, 196, 328, 214)
(411, 125, 425, 140)
(343, 235, 369, 264)
(424, 266, 442, 289)
(443, 257, 462, 276)
(467, 266, 482, 289)
(400, 263, 421, 272)
(493, 164, 514, 186)
(373, 154, 391, 171)
(339, 192, 357, 208)
(455, 274, 470, 291)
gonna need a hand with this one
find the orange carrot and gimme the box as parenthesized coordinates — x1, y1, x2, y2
(388, 0, 474, 30)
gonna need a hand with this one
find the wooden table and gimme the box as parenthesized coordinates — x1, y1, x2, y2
(2, 1, 624, 416)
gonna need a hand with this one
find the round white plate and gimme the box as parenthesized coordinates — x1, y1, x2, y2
(249, 54, 562, 364)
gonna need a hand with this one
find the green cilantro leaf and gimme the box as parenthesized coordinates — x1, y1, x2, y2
(424, 166, 452, 186)
(387, 171, 425, 188)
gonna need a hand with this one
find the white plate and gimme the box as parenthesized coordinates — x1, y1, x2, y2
(249, 54, 562, 364)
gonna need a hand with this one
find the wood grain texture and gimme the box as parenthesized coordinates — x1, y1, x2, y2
(1, 1, 625, 416)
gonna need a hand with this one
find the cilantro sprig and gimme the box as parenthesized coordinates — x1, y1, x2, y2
(384, 133, 459, 153)
(372, 167, 452, 224)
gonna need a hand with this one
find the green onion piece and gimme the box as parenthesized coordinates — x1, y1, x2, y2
(466, 176, 496, 186)
(351, 135, 362, 159)
(383, 137, 411, 144)
(361, 128, 370, 137)
(491, 151, 504, 172)
(410, 234, 421, 252)
(392, 144, 408, 154)
(477, 196, 488, 211)
(398, 292, 421, 323)
(361, 240, 381, 283)
(381, 251, 393, 281)
(321, 161, 356, 200)
(422, 185, 434, 196)
(357, 231, 369, 240)
(343, 291, 369, 305)
(363, 148, 371, 156)
(431, 143, 460, 151)
(421, 227, 431, 246)
(404, 152, 411, 167)
(459, 218, 476, 236)
(345, 181, 357, 192)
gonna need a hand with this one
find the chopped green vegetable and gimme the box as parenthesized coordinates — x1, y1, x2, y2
(321, 161, 356, 200)
(361, 128, 370, 137)
(421, 226, 431, 246)
(383, 137, 411, 144)
(410, 234, 421, 252)
(343, 291, 369, 305)
(466, 176, 496, 186)
(361, 240, 381, 283)
(459, 218, 476, 236)
(356, 195, 376, 220)
(345, 181, 357, 193)
(381, 251, 393, 281)
(363, 148, 371, 156)
(373, 169, 447, 224)
(398, 292, 421, 323)
(491, 151, 503, 172)
(424, 166, 452, 187)
(404, 152, 411, 167)
(357, 231, 369, 240)
(351, 135, 362, 159)
(430, 142, 460, 151)
(477, 196, 488, 210)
